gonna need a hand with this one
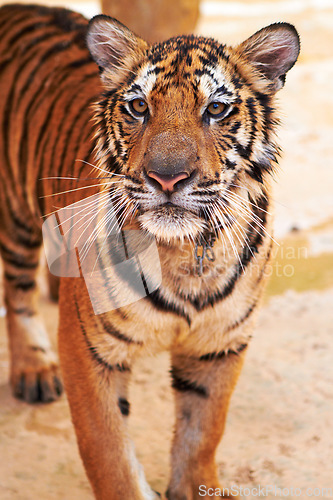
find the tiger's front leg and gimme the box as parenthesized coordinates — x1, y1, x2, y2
(58, 277, 159, 500)
(167, 346, 247, 500)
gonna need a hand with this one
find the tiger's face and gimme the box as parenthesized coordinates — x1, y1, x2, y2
(87, 18, 300, 243)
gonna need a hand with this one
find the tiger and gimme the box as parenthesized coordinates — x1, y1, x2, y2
(0, 4, 300, 500)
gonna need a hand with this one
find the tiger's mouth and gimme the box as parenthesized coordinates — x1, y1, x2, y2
(158, 201, 197, 213)
(137, 203, 207, 242)
(122, 175, 213, 242)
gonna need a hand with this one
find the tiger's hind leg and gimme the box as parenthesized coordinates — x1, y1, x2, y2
(167, 347, 247, 500)
(0, 215, 63, 403)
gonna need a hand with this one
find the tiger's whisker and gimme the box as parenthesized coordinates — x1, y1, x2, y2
(222, 195, 277, 245)
(219, 203, 254, 258)
(87, 204, 127, 272)
(39, 183, 110, 198)
(79, 193, 129, 261)
(217, 195, 277, 248)
(211, 201, 242, 268)
(224, 188, 272, 216)
(75, 159, 125, 177)
(55, 195, 110, 235)
(39, 175, 119, 181)
(44, 191, 110, 224)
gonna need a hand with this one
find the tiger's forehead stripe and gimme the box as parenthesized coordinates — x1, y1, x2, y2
(147, 34, 229, 66)
(125, 83, 143, 96)
(124, 41, 237, 105)
(124, 63, 157, 100)
(197, 67, 235, 104)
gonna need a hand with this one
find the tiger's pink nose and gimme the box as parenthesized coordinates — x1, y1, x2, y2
(147, 171, 189, 193)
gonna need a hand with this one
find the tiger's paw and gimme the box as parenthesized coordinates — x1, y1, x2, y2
(11, 354, 63, 403)
(10, 349, 63, 403)
(8, 314, 63, 403)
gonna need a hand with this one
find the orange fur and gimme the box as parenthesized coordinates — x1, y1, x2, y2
(0, 6, 300, 499)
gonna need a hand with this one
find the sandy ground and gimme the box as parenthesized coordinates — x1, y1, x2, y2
(0, 1, 333, 499)
(1, 288, 333, 500)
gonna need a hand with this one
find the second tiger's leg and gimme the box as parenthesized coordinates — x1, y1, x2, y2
(0, 222, 62, 403)
(167, 346, 247, 500)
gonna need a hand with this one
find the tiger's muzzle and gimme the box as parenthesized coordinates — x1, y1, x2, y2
(143, 131, 198, 196)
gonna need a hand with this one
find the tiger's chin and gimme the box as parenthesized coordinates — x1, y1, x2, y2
(138, 207, 207, 243)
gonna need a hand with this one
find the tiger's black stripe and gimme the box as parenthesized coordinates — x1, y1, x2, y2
(118, 397, 130, 416)
(13, 281, 36, 292)
(99, 317, 143, 346)
(14, 307, 35, 316)
(170, 367, 208, 398)
(0, 241, 39, 270)
(74, 296, 130, 373)
(198, 342, 248, 362)
(0, 9, 27, 33)
(4, 195, 37, 236)
(147, 289, 191, 326)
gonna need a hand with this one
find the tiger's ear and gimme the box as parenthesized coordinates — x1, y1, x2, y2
(238, 23, 300, 92)
(87, 15, 148, 87)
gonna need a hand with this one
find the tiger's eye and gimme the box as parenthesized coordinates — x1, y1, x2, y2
(130, 98, 148, 115)
(207, 102, 227, 117)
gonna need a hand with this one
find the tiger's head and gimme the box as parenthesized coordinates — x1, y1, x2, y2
(87, 17, 300, 243)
